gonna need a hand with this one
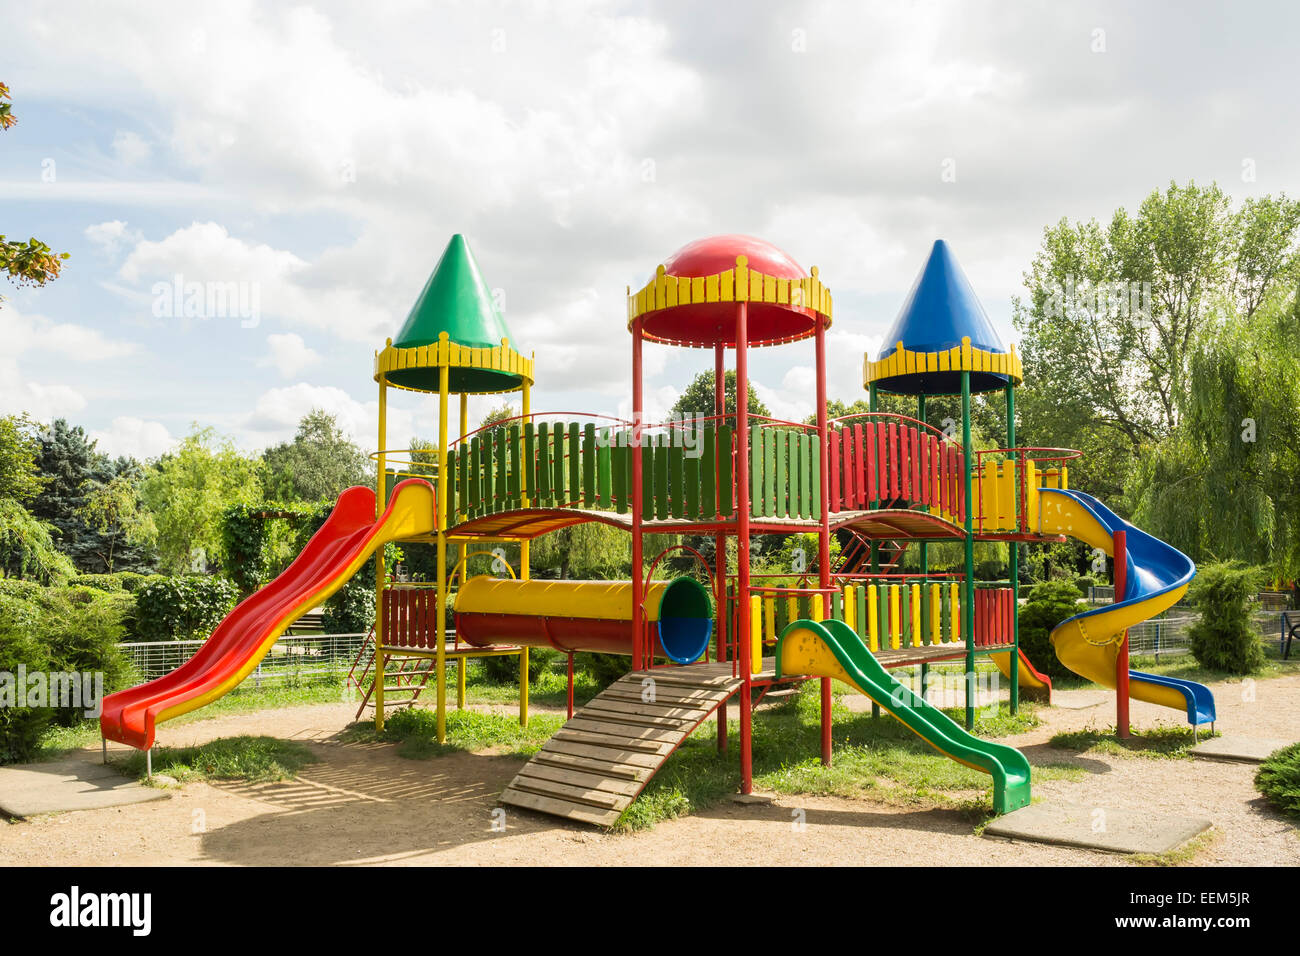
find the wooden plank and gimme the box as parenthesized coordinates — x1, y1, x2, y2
(515, 764, 643, 799)
(541, 738, 663, 769)
(596, 686, 729, 708)
(494, 428, 508, 509)
(789, 430, 801, 518)
(579, 705, 699, 730)
(553, 421, 567, 506)
(620, 669, 741, 689)
(684, 451, 699, 518)
(537, 422, 552, 505)
(612, 440, 626, 512)
(507, 424, 521, 508)
(764, 421, 776, 514)
(654, 441, 669, 519)
(563, 717, 685, 743)
(499, 788, 622, 827)
(529, 749, 653, 781)
(750, 424, 764, 517)
(668, 443, 684, 519)
(701, 423, 717, 518)
(569, 422, 581, 506)
(641, 442, 654, 515)
(775, 429, 788, 517)
(580, 697, 711, 721)
(523, 422, 536, 507)
(582, 423, 596, 507)
(551, 729, 675, 756)
(718, 425, 733, 516)
(596, 428, 612, 508)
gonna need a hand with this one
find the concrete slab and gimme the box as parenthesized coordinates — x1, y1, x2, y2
(1191, 735, 1295, 764)
(983, 800, 1211, 855)
(1053, 691, 1108, 710)
(0, 756, 169, 818)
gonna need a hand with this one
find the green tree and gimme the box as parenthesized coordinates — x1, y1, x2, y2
(78, 472, 156, 573)
(1013, 182, 1300, 501)
(0, 414, 46, 503)
(669, 369, 770, 425)
(0, 83, 68, 305)
(139, 426, 264, 573)
(262, 409, 372, 503)
(1129, 288, 1300, 576)
(478, 403, 517, 429)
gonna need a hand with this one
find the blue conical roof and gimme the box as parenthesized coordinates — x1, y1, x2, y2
(871, 240, 1015, 395)
(877, 240, 1007, 358)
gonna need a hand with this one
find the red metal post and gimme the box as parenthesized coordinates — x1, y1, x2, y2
(631, 316, 645, 670)
(735, 302, 753, 794)
(815, 319, 833, 766)
(714, 342, 728, 753)
(567, 652, 575, 719)
(1114, 529, 1130, 738)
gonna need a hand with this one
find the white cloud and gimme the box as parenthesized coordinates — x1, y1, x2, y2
(258, 332, 321, 378)
(237, 382, 424, 454)
(90, 416, 175, 460)
(0, 356, 88, 422)
(111, 130, 152, 166)
(84, 220, 141, 256)
(2, 302, 139, 361)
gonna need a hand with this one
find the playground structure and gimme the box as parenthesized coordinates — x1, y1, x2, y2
(100, 232, 1216, 820)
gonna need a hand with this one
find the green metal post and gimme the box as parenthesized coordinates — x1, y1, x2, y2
(962, 370, 976, 731)
(869, 380, 881, 719)
(1006, 384, 1020, 714)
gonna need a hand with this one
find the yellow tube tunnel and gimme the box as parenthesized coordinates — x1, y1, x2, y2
(454, 575, 714, 664)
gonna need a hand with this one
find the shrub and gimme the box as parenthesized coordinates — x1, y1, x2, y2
(479, 646, 560, 684)
(0, 586, 133, 763)
(579, 651, 631, 688)
(1016, 580, 1088, 682)
(1255, 742, 1300, 820)
(134, 575, 239, 641)
(73, 571, 163, 594)
(1186, 560, 1266, 674)
(1074, 574, 1098, 597)
(323, 581, 375, 634)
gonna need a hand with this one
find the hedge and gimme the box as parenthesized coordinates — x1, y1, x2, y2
(134, 575, 239, 642)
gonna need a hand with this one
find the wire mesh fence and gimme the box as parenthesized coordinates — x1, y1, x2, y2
(117, 633, 369, 688)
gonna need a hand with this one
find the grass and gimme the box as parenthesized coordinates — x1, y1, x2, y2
(1049, 723, 1215, 760)
(116, 735, 318, 784)
(1129, 827, 1219, 866)
(340, 705, 566, 758)
(613, 682, 1078, 832)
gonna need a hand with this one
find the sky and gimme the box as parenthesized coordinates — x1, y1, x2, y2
(3, 0, 1298, 462)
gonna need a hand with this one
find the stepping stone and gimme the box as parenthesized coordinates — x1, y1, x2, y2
(0, 755, 169, 818)
(984, 800, 1211, 855)
(1191, 735, 1295, 764)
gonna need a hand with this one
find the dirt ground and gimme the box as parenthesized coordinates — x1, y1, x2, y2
(1, 672, 1297, 866)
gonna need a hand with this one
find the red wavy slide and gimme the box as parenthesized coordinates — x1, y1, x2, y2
(101, 479, 435, 751)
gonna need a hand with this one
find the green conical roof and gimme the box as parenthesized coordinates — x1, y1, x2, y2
(385, 234, 528, 394)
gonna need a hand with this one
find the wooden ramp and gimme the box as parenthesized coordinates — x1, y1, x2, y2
(500, 663, 744, 826)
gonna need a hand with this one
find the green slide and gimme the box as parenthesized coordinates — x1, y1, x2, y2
(776, 618, 1031, 813)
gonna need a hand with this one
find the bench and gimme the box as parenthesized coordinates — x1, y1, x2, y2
(1284, 611, 1300, 660)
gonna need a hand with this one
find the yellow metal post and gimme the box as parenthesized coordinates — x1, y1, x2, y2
(867, 586, 879, 652)
(843, 585, 855, 632)
(949, 582, 960, 643)
(930, 583, 941, 644)
(889, 584, 900, 649)
(436, 360, 449, 743)
(910, 583, 922, 647)
(374, 374, 387, 731)
(519, 380, 530, 727)
(457, 392, 468, 709)
(749, 594, 762, 674)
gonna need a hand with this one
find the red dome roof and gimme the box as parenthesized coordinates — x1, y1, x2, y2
(635, 235, 828, 349)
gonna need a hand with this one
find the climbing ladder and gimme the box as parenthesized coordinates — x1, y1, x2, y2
(347, 631, 437, 719)
(500, 663, 743, 826)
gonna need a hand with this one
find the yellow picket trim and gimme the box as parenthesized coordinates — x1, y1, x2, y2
(864, 336, 1022, 389)
(627, 255, 834, 330)
(374, 331, 536, 394)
